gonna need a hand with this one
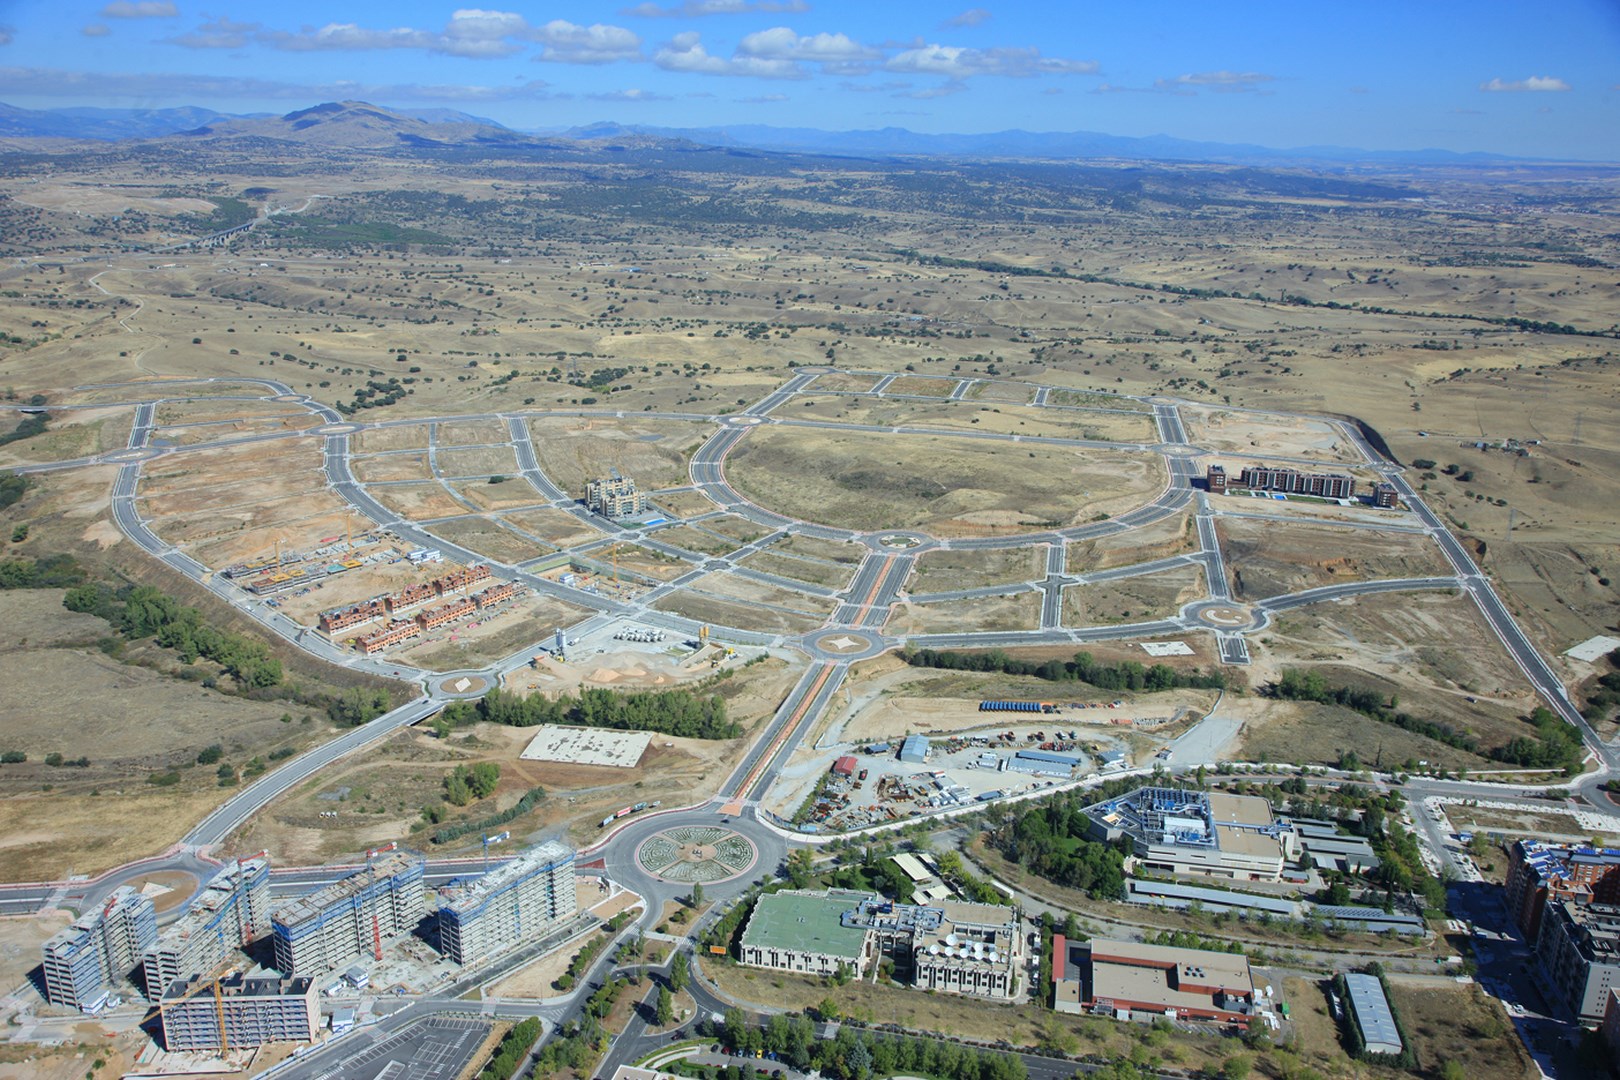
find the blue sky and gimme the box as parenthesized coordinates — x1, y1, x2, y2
(0, 1, 1615, 157)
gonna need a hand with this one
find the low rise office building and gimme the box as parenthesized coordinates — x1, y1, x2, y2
(1052, 935, 1255, 1027)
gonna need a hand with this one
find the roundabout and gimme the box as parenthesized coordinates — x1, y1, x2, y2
(635, 826, 757, 884)
(1184, 600, 1265, 632)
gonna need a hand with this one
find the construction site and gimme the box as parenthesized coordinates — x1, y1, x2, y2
(509, 618, 763, 697)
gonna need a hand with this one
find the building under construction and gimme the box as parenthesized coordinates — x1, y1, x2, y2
(41, 886, 157, 1011)
(141, 857, 271, 1000)
(417, 595, 476, 631)
(159, 973, 319, 1052)
(319, 598, 387, 635)
(270, 851, 425, 976)
(356, 619, 421, 654)
(585, 474, 647, 519)
(435, 840, 577, 965)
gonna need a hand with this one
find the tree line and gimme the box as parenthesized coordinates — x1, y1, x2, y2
(705, 1008, 1029, 1080)
(902, 648, 1226, 692)
(442, 686, 740, 739)
(66, 581, 283, 688)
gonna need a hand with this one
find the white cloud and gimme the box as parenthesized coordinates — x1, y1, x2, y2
(101, 1, 178, 17)
(165, 16, 260, 49)
(587, 88, 670, 101)
(249, 10, 639, 62)
(738, 27, 876, 62)
(623, 0, 809, 17)
(0, 65, 557, 102)
(82, 24, 111, 37)
(885, 43, 1096, 78)
(737, 92, 788, 103)
(1479, 75, 1570, 92)
(943, 8, 992, 28)
(531, 20, 642, 64)
(653, 31, 804, 77)
(895, 80, 966, 99)
(1156, 70, 1275, 93)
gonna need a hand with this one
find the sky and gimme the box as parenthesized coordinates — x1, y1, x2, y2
(0, 1, 1616, 158)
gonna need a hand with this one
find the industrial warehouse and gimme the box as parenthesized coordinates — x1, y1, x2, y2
(1052, 935, 1261, 1027)
(739, 888, 1026, 1000)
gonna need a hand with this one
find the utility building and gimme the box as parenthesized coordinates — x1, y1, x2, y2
(435, 841, 577, 965)
(143, 857, 271, 1000)
(270, 852, 425, 976)
(41, 886, 157, 1011)
(159, 974, 319, 1052)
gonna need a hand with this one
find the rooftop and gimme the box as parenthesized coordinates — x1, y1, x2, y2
(1342, 972, 1401, 1053)
(272, 852, 420, 928)
(437, 840, 573, 917)
(740, 889, 873, 960)
(162, 974, 314, 1001)
(1089, 938, 1252, 993)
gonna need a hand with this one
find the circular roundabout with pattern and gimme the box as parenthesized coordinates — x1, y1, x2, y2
(635, 825, 758, 884)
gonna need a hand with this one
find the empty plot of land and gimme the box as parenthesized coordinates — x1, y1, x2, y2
(400, 594, 587, 671)
(520, 725, 652, 768)
(1068, 511, 1198, 572)
(653, 589, 827, 635)
(681, 570, 836, 615)
(775, 533, 866, 564)
(727, 426, 1165, 536)
(652, 524, 746, 557)
(1063, 564, 1205, 626)
(1219, 516, 1451, 601)
(967, 380, 1035, 404)
(528, 417, 710, 496)
(808, 372, 882, 393)
(153, 397, 301, 428)
(649, 489, 722, 518)
(352, 424, 431, 453)
(739, 550, 857, 591)
(431, 516, 555, 564)
(351, 452, 435, 483)
(0, 407, 134, 468)
(888, 592, 1042, 634)
(504, 508, 608, 549)
(435, 419, 509, 447)
(450, 480, 547, 513)
(366, 482, 473, 521)
(911, 546, 1044, 593)
(1181, 406, 1360, 463)
(1049, 390, 1151, 412)
(436, 445, 520, 479)
(886, 375, 956, 397)
(792, 396, 1155, 443)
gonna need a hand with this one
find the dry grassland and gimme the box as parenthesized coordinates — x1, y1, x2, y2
(0, 910, 71, 989)
(367, 481, 472, 520)
(791, 395, 1156, 443)
(1180, 405, 1360, 463)
(1219, 517, 1453, 601)
(436, 445, 521, 478)
(430, 516, 555, 564)
(0, 407, 132, 468)
(653, 589, 826, 635)
(502, 508, 607, 548)
(738, 550, 856, 591)
(1063, 564, 1206, 625)
(727, 426, 1164, 535)
(528, 417, 711, 495)
(888, 592, 1042, 634)
(352, 451, 434, 483)
(353, 425, 431, 453)
(910, 546, 1044, 592)
(1067, 511, 1199, 572)
(650, 489, 722, 517)
(448, 480, 547, 514)
(808, 372, 881, 393)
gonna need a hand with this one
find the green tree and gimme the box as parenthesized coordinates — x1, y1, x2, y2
(690, 882, 705, 907)
(655, 984, 673, 1026)
(670, 950, 689, 992)
(785, 848, 815, 889)
(1221, 1055, 1253, 1080)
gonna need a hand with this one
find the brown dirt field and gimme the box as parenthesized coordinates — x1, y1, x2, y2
(651, 524, 744, 557)
(353, 424, 431, 453)
(503, 508, 608, 549)
(153, 416, 320, 447)
(1219, 517, 1453, 602)
(967, 379, 1036, 404)
(728, 426, 1165, 535)
(528, 417, 711, 496)
(737, 550, 857, 591)
(1180, 406, 1363, 464)
(887, 592, 1041, 634)
(152, 398, 304, 427)
(352, 451, 434, 483)
(1064, 564, 1206, 626)
(487, 926, 606, 999)
(1443, 804, 1620, 846)
(125, 869, 200, 914)
(910, 546, 1044, 593)
(808, 372, 881, 393)
(794, 395, 1156, 443)
(367, 482, 473, 520)
(431, 516, 556, 563)
(681, 570, 835, 616)
(0, 911, 71, 989)
(699, 515, 770, 545)
(184, 505, 375, 571)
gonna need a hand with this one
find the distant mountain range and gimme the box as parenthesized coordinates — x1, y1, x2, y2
(0, 98, 1546, 165)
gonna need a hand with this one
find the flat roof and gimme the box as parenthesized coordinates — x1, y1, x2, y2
(740, 890, 872, 960)
(272, 852, 420, 928)
(1213, 824, 1285, 860)
(1343, 972, 1402, 1053)
(1206, 792, 1274, 828)
(437, 840, 573, 916)
(891, 853, 936, 883)
(1089, 938, 1252, 992)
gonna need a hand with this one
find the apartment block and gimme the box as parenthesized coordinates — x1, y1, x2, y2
(142, 857, 271, 1000)
(270, 852, 425, 976)
(585, 476, 647, 519)
(41, 886, 157, 1011)
(436, 840, 576, 965)
(416, 596, 475, 631)
(356, 619, 420, 654)
(318, 599, 387, 634)
(159, 974, 319, 1051)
